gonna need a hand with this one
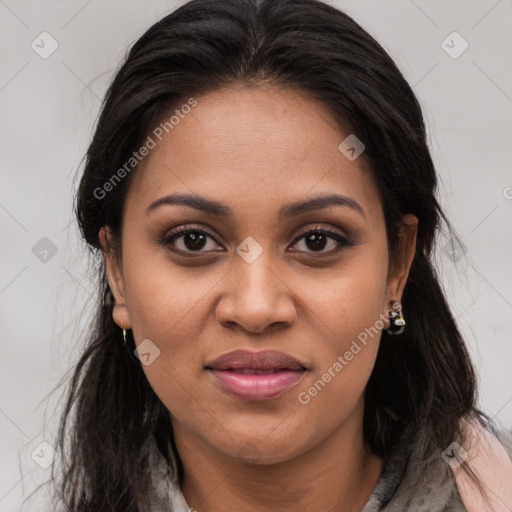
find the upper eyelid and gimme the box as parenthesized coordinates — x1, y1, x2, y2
(164, 224, 221, 243)
(291, 225, 347, 242)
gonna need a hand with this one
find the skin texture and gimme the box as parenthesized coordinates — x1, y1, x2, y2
(100, 84, 418, 512)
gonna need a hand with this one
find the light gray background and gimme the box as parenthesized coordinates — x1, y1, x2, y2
(1, 0, 511, 510)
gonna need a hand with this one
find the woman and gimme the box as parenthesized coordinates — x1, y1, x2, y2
(53, 0, 512, 510)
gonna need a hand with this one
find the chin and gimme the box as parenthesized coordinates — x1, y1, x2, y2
(219, 434, 304, 466)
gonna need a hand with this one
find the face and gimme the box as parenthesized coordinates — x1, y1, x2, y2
(101, 84, 417, 465)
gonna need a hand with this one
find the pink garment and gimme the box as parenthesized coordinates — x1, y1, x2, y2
(452, 420, 512, 512)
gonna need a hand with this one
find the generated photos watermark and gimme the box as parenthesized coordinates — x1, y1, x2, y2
(297, 304, 401, 405)
(93, 97, 198, 200)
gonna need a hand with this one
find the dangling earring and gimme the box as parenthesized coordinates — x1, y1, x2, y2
(385, 301, 406, 335)
(117, 314, 128, 346)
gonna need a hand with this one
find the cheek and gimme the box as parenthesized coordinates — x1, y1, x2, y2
(312, 240, 389, 352)
(295, 242, 388, 410)
(121, 231, 211, 341)
(120, 242, 213, 397)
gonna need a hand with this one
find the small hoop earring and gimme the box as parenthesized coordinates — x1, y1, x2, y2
(385, 301, 406, 335)
(117, 313, 128, 346)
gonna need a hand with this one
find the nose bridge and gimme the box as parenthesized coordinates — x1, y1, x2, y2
(216, 246, 296, 332)
(234, 233, 279, 300)
(236, 250, 278, 302)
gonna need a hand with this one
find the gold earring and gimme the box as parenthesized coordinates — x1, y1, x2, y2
(117, 313, 128, 345)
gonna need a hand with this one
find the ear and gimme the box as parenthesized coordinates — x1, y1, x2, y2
(99, 226, 131, 330)
(386, 213, 418, 304)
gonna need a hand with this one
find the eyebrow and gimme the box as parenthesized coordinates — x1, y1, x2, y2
(146, 192, 365, 220)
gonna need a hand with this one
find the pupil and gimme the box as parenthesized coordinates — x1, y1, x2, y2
(306, 233, 327, 251)
(184, 232, 206, 250)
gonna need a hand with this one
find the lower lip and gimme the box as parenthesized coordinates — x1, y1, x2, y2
(207, 369, 306, 401)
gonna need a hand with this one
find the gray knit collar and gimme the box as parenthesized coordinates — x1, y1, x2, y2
(360, 425, 465, 512)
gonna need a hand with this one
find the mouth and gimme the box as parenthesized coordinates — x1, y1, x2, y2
(204, 349, 308, 401)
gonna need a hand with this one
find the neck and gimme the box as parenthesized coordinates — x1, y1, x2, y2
(173, 399, 383, 512)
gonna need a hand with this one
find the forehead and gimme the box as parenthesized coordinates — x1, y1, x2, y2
(125, 85, 381, 221)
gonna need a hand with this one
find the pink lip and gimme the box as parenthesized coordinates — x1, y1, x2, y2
(207, 368, 306, 401)
(205, 349, 308, 401)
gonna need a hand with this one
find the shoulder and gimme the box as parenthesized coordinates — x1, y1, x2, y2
(451, 419, 512, 512)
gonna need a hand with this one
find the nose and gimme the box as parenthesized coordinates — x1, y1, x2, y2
(215, 253, 297, 334)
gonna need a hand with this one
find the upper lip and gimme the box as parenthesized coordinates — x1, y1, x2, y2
(205, 349, 307, 371)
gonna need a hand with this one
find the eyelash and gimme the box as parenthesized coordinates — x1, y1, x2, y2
(158, 224, 351, 256)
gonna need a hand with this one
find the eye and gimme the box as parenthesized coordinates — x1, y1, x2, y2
(289, 225, 351, 254)
(158, 225, 223, 253)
